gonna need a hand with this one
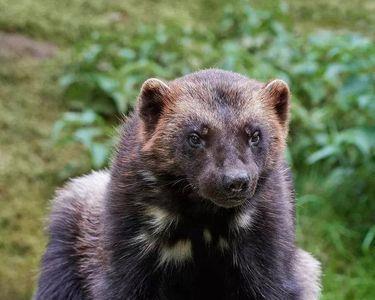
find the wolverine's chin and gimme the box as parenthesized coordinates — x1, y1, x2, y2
(199, 194, 248, 208)
(200, 188, 257, 208)
(210, 198, 246, 208)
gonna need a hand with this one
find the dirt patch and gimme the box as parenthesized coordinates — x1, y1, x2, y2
(0, 32, 58, 60)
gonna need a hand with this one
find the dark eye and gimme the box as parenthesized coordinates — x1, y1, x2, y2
(188, 133, 202, 148)
(249, 131, 260, 146)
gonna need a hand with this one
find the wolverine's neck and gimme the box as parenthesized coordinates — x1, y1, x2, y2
(107, 164, 264, 242)
(104, 160, 289, 276)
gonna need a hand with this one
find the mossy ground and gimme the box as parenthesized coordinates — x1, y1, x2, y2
(0, 1, 373, 299)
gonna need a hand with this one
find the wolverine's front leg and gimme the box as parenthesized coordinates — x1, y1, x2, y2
(100, 253, 162, 300)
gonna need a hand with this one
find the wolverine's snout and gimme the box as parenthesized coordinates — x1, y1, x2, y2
(222, 169, 250, 194)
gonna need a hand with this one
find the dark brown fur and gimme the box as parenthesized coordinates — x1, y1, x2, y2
(36, 69, 321, 300)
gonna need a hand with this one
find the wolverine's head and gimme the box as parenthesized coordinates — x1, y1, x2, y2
(137, 69, 290, 208)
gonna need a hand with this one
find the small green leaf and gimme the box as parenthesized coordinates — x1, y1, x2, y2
(307, 145, 339, 164)
(90, 143, 110, 169)
(362, 226, 375, 253)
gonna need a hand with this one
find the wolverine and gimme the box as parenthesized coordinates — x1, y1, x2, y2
(35, 69, 321, 299)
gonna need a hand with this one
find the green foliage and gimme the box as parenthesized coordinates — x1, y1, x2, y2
(52, 110, 113, 168)
(57, 0, 374, 193)
(55, 3, 375, 298)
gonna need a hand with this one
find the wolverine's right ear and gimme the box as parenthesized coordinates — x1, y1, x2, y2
(262, 79, 291, 126)
(137, 78, 170, 135)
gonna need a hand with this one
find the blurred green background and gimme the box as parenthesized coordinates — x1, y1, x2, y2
(0, 0, 374, 299)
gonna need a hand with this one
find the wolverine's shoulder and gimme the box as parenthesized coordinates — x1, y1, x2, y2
(52, 170, 110, 214)
(36, 171, 110, 299)
(47, 170, 110, 249)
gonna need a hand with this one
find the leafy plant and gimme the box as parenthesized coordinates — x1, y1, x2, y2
(52, 110, 114, 168)
(55, 0, 375, 265)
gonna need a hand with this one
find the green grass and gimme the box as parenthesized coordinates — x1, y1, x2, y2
(0, 1, 374, 299)
(0, 0, 373, 44)
(0, 57, 90, 299)
(296, 173, 375, 299)
(0, 0, 202, 45)
(258, 0, 375, 36)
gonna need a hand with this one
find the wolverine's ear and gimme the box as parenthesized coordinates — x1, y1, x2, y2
(263, 79, 290, 125)
(138, 78, 170, 135)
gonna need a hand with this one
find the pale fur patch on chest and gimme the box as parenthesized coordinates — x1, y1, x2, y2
(144, 205, 179, 234)
(143, 206, 193, 266)
(132, 205, 256, 267)
(232, 208, 254, 231)
(217, 236, 230, 252)
(132, 205, 193, 266)
(203, 228, 212, 244)
(158, 239, 193, 266)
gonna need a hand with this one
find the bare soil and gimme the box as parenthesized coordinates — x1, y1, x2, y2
(0, 32, 58, 59)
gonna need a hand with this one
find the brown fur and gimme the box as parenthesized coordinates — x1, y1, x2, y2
(36, 69, 321, 300)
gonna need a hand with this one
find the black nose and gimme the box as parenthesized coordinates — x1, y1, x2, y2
(223, 171, 249, 193)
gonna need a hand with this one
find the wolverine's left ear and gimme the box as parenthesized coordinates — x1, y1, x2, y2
(263, 79, 291, 126)
(137, 78, 170, 136)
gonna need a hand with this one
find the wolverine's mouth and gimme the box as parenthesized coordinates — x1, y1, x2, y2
(209, 197, 247, 208)
(198, 179, 258, 209)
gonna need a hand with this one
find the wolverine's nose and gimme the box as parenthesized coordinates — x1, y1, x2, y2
(223, 170, 250, 193)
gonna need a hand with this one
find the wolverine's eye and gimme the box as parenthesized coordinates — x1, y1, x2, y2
(249, 131, 260, 147)
(188, 133, 202, 148)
